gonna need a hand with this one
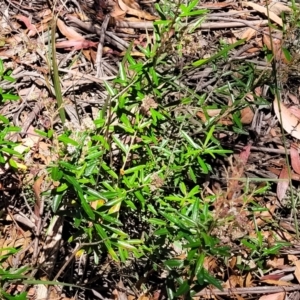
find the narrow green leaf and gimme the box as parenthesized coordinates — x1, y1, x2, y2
(58, 135, 79, 146)
(192, 40, 245, 67)
(202, 269, 223, 290)
(123, 165, 145, 174)
(179, 182, 187, 195)
(164, 259, 184, 268)
(203, 125, 215, 148)
(52, 193, 63, 212)
(195, 253, 205, 276)
(282, 47, 292, 62)
(181, 130, 200, 149)
(154, 228, 169, 235)
(3, 75, 16, 82)
(148, 218, 166, 226)
(78, 190, 95, 220)
(2, 93, 19, 101)
(119, 62, 126, 82)
(174, 281, 190, 297)
(191, 198, 199, 222)
(117, 241, 137, 250)
(104, 80, 116, 96)
(8, 158, 18, 168)
(112, 135, 128, 153)
(198, 156, 209, 174)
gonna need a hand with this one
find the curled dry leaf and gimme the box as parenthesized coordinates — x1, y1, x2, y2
(242, 1, 283, 26)
(246, 47, 261, 53)
(110, 1, 126, 20)
(290, 143, 300, 174)
(260, 279, 293, 286)
(233, 27, 256, 41)
(273, 97, 300, 140)
(268, 2, 292, 15)
(56, 19, 84, 40)
(260, 273, 286, 281)
(56, 40, 98, 50)
(276, 165, 289, 201)
(117, 0, 158, 20)
(14, 15, 37, 36)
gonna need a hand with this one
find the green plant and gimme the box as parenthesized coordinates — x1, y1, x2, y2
(44, 3, 237, 297)
(0, 247, 29, 300)
(0, 59, 19, 102)
(241, 232, 290, 271)
(0, 115, 23, 169)
(0, 59, 23, 169)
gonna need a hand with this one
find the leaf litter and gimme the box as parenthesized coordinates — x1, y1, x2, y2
(0, 0, 300, 299)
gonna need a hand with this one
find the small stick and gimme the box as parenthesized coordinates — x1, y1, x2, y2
(96, 15, 110, 78)
(196, 285, 300, 296)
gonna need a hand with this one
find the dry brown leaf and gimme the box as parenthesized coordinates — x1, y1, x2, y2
(233, 294, 246, 300)
(229, 256, 237, 269)
(273, 97, 300, 140)
(123, 0, 140, 9)
(196, 110, 233, 125)
(242, 1, 283, 26)
(33, 175, 44, 221)
(245, 272, 253, 287)
(14, 14, 37, 35)
(56, 19, 84, 40)
(261, 273, 285, 281)
(263, 32, 286, 62)
(260, 279, 292, 286)
(241, 106, 254, 124)
(279, 220, 297, 233)
(276, 165, 289, 201)
(56, 40, 98, 50)
(290, 143, 300, 174)
(117, 0, 158, 20)
(241, 27, 257, 41)
(239, 144, 251, 165)
(259, 292, 286, 300)
(246, 47, 261, 53)
(268, 2, 292, 15)
(37, 8, 52, 19)
(242, 28, 257, 41)
(287, 93, 299, 104)
(267, 166, 300, 181)
(111, 1, 126, 20)
(266, 257, 285, 268)
(225, 275, 240, 288)
(288, 255, 298, 262)
(288, 106, 300, 119)
(138, 294, 149, 300)
(294, 260, 300, 283)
